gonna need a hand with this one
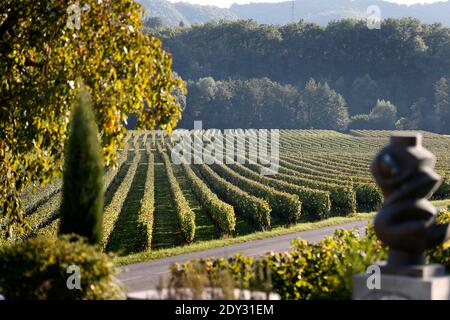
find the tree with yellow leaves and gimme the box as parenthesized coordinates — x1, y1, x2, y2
(0, 0, 186, 236)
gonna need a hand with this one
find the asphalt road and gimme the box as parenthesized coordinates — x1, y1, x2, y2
(118, 220, 369, 293)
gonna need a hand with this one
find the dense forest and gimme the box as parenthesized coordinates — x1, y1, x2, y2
(147, 18, 450, 133)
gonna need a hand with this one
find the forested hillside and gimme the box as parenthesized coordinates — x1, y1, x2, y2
(154, 19, 450, 133)
(231, 0, 450, 26)
(136, 0, 237, 26)
(137, 0, 450, 27)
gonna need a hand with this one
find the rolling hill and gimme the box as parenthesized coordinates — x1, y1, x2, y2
(230, 0, 450, 26)
(137, 0, 450, 27)
(136, 0, 237, 26)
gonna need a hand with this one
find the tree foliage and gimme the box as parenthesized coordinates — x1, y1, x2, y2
(177, 77, 351, 130)
(0, 0, 185, 236)
(369, 100, 398, 130)
(434, 77, 450, 132)
(180, 77, 299, 129)
(144, 16, 164, 30)
(350, 99, 398, 130)
(154, 18, 450, 130)
(300, 79, 349, 131)
(392, 77, 450, 132)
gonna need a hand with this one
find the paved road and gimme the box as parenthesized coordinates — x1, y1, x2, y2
(118, 220, 369, 293)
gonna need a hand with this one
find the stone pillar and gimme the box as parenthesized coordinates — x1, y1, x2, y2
(353, 264, 450, 300)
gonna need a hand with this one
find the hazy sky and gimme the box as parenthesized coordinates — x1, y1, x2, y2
(167, 0, 445, 8)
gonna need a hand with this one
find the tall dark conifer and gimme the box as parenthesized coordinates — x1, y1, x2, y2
(59, 85, 104, 245)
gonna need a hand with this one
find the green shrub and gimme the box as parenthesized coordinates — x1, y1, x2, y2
(354, 183, 383, 212)
(170, 227, 387, 300)
(0, 235, 125, 300)
(266, 228, 386, 300)
(60, 85, 104, 245)
(427, 210, 450, 272)
(169, 253, 272, 296)
(291, 186, 331, 219)
(173, 210, 450, 300)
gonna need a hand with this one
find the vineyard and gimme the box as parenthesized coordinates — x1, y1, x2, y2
(18, 130, 450, 257)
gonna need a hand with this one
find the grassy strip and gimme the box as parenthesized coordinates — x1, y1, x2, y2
(158, 145, 196, 244)
(104, 152, 133, 209)
(150, 152, 184, 250)
(138, 146, 155, 249)
(173, 165, 219, 242)
(115, 213, 375, 266)
(181, 164, 236, 236)
(102, 149, 141, 250)
(106, 150, 149, 255)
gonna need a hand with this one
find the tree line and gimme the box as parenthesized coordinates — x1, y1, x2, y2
(177, 76, 450, 132)
(179, 77, 349, 130)
(152, 18, 450, 132)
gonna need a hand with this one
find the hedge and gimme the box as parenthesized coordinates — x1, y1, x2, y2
(196, 164, 271, 231)
(247, 163, 355, 216)
(281, 157, 382, 213)
(182, 164, 236, 236)
(168, 228, 385, 300)
(168, 210, 450, 300)
(212, 164, 301, 224)
(230, 163, 331, 219)
(0, 235, 125, 300)
(354, 183, 383, 212)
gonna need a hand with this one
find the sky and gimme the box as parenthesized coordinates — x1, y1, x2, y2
(167, 0, 445, 9)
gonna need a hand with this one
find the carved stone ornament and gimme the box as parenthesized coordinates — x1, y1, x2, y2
(371, 134, 450, 267)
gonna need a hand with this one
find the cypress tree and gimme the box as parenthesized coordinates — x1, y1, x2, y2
(59, 85, 104, 245)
